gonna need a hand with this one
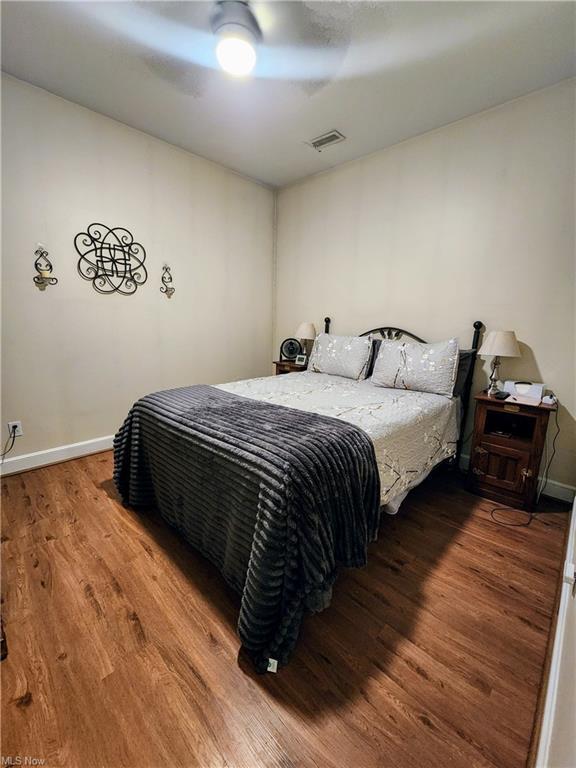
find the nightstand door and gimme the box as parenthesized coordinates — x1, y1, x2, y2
(471, 442, 531, 495)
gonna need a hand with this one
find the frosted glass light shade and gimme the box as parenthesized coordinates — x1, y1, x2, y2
(478, 330, 521, 358)
(295, 322, 317, 340)
(216, 29, 256, 77)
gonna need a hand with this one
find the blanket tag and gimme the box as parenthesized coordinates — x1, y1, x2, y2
(267, 658, 278, 673)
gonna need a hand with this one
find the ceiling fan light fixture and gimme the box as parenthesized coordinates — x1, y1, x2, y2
(211, 1, 261, 78)
(216, 25, 256, 77)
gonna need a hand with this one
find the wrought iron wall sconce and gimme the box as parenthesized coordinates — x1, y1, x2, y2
(160, 265, 175, 298)
(33, 245, 58, 291)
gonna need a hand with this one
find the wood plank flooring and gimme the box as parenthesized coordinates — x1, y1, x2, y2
(1, 452, 568, 768)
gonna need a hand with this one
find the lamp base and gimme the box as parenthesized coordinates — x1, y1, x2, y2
(487, 356, 501, 396)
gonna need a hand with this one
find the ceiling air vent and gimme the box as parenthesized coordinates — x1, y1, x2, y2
(308, 130, 346, 152)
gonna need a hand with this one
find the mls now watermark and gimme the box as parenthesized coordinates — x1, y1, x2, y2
(1, 757, 46, 766)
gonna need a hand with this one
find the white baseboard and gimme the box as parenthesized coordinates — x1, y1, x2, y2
(535, 496, 576, 768)
(0, 435, 114, 476)
(459, 453, 575, 504)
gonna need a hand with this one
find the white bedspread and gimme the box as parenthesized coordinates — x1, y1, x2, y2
(217, 372, 459, 511)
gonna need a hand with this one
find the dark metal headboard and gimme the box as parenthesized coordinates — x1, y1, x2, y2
(322, 316, 484, 466)
(324, 316, 483, 351)
(359, 326, 426, 343)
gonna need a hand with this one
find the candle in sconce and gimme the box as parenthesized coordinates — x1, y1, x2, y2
(33, 245, 58, 290)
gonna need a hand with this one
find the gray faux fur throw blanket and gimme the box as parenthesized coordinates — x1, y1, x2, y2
(113, 384, 381, 671)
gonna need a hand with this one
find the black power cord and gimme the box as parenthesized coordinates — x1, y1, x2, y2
(536, 404, 560, 504)
(489, 505, 534, 527)
(0, 425, 18, 462)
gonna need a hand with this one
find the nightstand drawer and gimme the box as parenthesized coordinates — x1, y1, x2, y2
(471, 442, 531, 495)
(273, 360, 307, 375)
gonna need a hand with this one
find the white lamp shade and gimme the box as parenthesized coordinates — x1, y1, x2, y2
(478, 330, 521, 358)
(295, 322, 317, 340)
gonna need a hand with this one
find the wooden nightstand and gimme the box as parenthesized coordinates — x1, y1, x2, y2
(273, 360, 307, 375)
(468, 392, 556, 510)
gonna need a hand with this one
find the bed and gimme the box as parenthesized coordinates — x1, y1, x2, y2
(114, 320, 483, 671)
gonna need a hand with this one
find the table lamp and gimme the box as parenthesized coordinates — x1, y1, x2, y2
(478, 330, 521, 396)
(295, 322, 317, 357)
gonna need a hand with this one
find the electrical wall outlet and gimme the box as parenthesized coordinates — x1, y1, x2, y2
(7, 421, 23, 437)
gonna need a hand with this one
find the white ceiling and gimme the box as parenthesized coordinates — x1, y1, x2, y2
(2, 1, 575, 187)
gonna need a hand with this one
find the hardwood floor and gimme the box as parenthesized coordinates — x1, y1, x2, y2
(1, 452, 568, 768)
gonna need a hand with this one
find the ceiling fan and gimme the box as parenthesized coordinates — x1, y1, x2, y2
(78, 1, 543, 94)
(79, 1, 365, 93)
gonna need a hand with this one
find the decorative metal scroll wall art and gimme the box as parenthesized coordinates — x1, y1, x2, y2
(160, 265, 175, 298)
(74, 223, 148, 295)
(33, 245, 58, 291)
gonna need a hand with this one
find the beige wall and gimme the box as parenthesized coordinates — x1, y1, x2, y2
(3, 76, 575, 489)
(1, 75, 274, 457)
(276, 81, 576, 488)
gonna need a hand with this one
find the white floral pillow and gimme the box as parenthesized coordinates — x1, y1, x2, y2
(308, 333, 372, 380)
(371, 338, 459, 397)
